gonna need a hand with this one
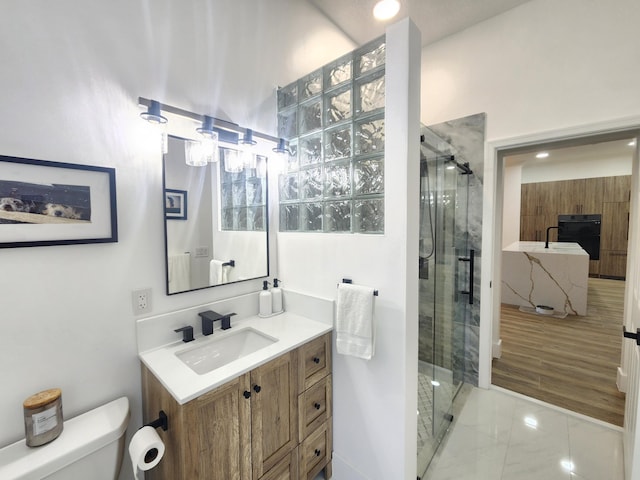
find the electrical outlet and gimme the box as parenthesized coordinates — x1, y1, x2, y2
(132, 288, 152, 315)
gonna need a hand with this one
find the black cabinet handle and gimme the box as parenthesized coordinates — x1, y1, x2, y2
(314, 449, 321, 456)
(243, 391, 251, 399)
(314, 402, 321, 410)
(253, 385, 261, 393)
(313, 357, 320, 364)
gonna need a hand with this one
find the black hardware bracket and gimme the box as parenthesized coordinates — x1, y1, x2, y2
(623, 326, 640, 346)
(222, 259, 235, 267)
(145, 410, 168, 431)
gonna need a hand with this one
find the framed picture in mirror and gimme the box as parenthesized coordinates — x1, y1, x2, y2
(165, 189, 187, 220)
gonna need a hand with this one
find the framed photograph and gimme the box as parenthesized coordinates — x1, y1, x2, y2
(165, 189, 187, 220)
(0, 155, 117, 248)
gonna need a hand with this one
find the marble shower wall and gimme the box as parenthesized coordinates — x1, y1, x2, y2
(428, 112, 486, 386)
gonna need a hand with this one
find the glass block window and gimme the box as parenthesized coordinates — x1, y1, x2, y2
(276, 36, 385, 234)
(219, 148, 267, 231)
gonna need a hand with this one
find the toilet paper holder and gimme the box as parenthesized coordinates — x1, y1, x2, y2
(144, 411, 168, 431)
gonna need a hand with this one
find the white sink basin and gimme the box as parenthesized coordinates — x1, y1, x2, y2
(176, 327, 278, 375)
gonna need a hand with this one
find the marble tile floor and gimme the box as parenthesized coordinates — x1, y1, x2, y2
(423, 386, 623, 480)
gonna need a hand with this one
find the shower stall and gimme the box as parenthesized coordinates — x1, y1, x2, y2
(417, 126, 473, 478)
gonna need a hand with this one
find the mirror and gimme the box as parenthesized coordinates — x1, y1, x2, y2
(163, 135, 269, 294)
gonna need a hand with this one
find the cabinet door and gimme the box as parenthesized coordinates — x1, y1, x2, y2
(604, 175, 632, 203)
(183, 374, 252, 480)
(521, 183, 538, 216)
(583, 177, 604, 214)
(536, 181, 558, 216)
(600, 251, 628, 278)
(601, 202, 630, 251)
(251, 351, 298, 479)
(556, 179, 585, 215)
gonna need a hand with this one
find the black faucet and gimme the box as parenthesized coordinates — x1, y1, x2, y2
(174, 326, 194, 343)
(198, 310, 237, 335)
(545, 226, 559, 249)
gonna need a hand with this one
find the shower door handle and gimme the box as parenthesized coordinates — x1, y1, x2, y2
(457, 249, 475, 305)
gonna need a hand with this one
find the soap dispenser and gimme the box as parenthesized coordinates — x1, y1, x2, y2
(259, 280, 272, 317)
(272, 278, 283, 314)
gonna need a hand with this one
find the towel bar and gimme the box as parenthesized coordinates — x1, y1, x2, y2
(222, 260, 235, 267)
(340, 278, 378, 296)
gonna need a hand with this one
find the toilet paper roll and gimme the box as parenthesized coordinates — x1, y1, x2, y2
(129, 426, 165, 478)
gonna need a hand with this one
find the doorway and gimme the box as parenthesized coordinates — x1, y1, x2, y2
(487, 129, 638, 425)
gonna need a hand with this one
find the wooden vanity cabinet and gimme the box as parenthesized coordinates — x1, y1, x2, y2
(141, 333, 333, 480)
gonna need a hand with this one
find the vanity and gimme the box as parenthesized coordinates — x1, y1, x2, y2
(138, 310, 333, 480)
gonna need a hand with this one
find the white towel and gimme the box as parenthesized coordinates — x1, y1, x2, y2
(168, 253, 190, 292)
(209, 260, 230, 285)
(336, 283, 375, 360)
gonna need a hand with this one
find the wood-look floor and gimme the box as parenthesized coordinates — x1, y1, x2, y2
(492, 277, 626, 426)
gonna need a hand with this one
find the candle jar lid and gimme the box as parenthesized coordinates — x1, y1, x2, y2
(23, 388, 62, 410)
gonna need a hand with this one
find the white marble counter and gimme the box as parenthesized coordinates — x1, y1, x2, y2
(139, 312, 331, 405)
(501, 241, 589, 315)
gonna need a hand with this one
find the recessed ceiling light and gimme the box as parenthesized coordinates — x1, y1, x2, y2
(629, 140, 637, 147)
(535, 152, 549, 159)
(373, 0, 400, 21)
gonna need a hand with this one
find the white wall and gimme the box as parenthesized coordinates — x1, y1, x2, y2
(521, 154, 633, 183)
(421, 0, 640, 138)
(418, 0, 640, 386)
(275, 19, 421, 480)
(0, 2, 354, 478)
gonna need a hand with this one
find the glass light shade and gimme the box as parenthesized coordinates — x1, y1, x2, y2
(373, 0, 400, 20)
(242, 148, 257, 169)
(201, 132, 220, 163)
(185, 140, 208, 167)
(224, 149, 243, 173)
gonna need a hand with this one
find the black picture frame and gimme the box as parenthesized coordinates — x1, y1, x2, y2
(0, 155, 118, 248)
(165, 189, 187, 220)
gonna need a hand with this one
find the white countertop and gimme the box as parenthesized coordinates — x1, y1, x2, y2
(503, 241, 588, 255)
(139, 312, 332, 405)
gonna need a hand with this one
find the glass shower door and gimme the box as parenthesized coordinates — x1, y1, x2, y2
(417, 133, 471, 477)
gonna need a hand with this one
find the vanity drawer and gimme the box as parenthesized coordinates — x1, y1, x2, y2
(260, 449, 298, 480)
(298, 333, 332, 391)
(299, 421, 332, 480)
(298, 375, 332, 442)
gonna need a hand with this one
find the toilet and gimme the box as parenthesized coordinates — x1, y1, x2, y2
(0, 396, 130, 480)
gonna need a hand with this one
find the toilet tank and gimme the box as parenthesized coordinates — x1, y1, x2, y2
(0, 396, 130, 480)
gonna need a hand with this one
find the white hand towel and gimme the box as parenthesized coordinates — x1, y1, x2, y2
(168, 253, 190, 292)
(336, 283, 375, 360)
(209, 259, 224, 285)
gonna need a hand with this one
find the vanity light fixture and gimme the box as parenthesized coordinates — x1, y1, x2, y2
(196, 116, 220, 163)
(140, 100, 168, 124)
(373, 0, 400, 20)
(272, 138, 289, 155)
(240, 128, 258, 169)
(535, 151, 549, 159)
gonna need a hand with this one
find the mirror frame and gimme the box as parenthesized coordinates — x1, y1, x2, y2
(162, 134, 270, 295)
